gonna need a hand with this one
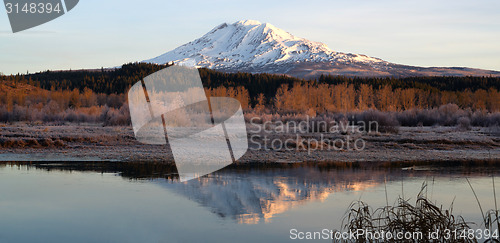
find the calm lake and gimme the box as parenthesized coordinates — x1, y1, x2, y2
(0, 162, 499, 242)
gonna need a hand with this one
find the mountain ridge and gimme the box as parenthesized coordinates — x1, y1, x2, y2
(144, 20, 500, 78)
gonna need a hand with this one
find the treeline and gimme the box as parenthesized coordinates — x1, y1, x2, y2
(0, 81, 129, 125)
(270, 83, 499, 113)
(6, 62, 500, 95)
(318, 74, 500, 92)
(0, 63, 499, 126)
(203, 72, 499, 112)
(3, 62, 499, 111)
(20, 63, 171, 94)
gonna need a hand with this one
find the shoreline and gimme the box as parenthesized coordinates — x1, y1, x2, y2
(1, 159, 499, 182)
(0, 123, 498, 164)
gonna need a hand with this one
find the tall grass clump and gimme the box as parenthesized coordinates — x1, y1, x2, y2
(336, 182, 476, 243)
(466, 177, 500, 243)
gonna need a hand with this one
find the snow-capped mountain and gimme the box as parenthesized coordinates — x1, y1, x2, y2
(144, 20, 500, 78)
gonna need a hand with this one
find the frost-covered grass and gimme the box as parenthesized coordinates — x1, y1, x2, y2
(0, 104, 130, 126)
(0, 103, 498, 163)
(245, 104, 500, 134)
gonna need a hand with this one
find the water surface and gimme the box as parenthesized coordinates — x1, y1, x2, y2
(0, 162, 499, 242)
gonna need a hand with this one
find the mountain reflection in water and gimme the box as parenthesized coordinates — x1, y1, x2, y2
(158, 168, 384, 224)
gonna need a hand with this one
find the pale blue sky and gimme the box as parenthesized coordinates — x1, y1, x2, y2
(1, 0, 499, 75)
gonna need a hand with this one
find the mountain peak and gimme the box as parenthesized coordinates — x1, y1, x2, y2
(145, 20, 367, 72)
(143, 21, 500, 78)
(234, 20, 262, 26)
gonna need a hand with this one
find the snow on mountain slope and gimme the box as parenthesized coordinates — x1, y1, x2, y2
(145, 20, 384, 70)
(144, 20, 500, 78)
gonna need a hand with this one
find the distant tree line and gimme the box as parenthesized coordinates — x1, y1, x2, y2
(5, 62, 498, 95)
(0, 63, 499, 126)
(21, 63, 171, 94)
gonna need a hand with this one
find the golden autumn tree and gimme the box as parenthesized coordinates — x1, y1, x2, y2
(254, 93, 266, 113)
(357, 83, 374, 110)
(487, 88, 499, 112)
(400, 88, 416, 110)
(376, 85, 393, 111)
(274, 84, 288, 112)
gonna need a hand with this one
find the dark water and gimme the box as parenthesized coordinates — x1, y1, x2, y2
(0, 162, 499, 243)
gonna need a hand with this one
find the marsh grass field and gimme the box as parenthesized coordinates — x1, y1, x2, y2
(0, 121, 498, 164)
